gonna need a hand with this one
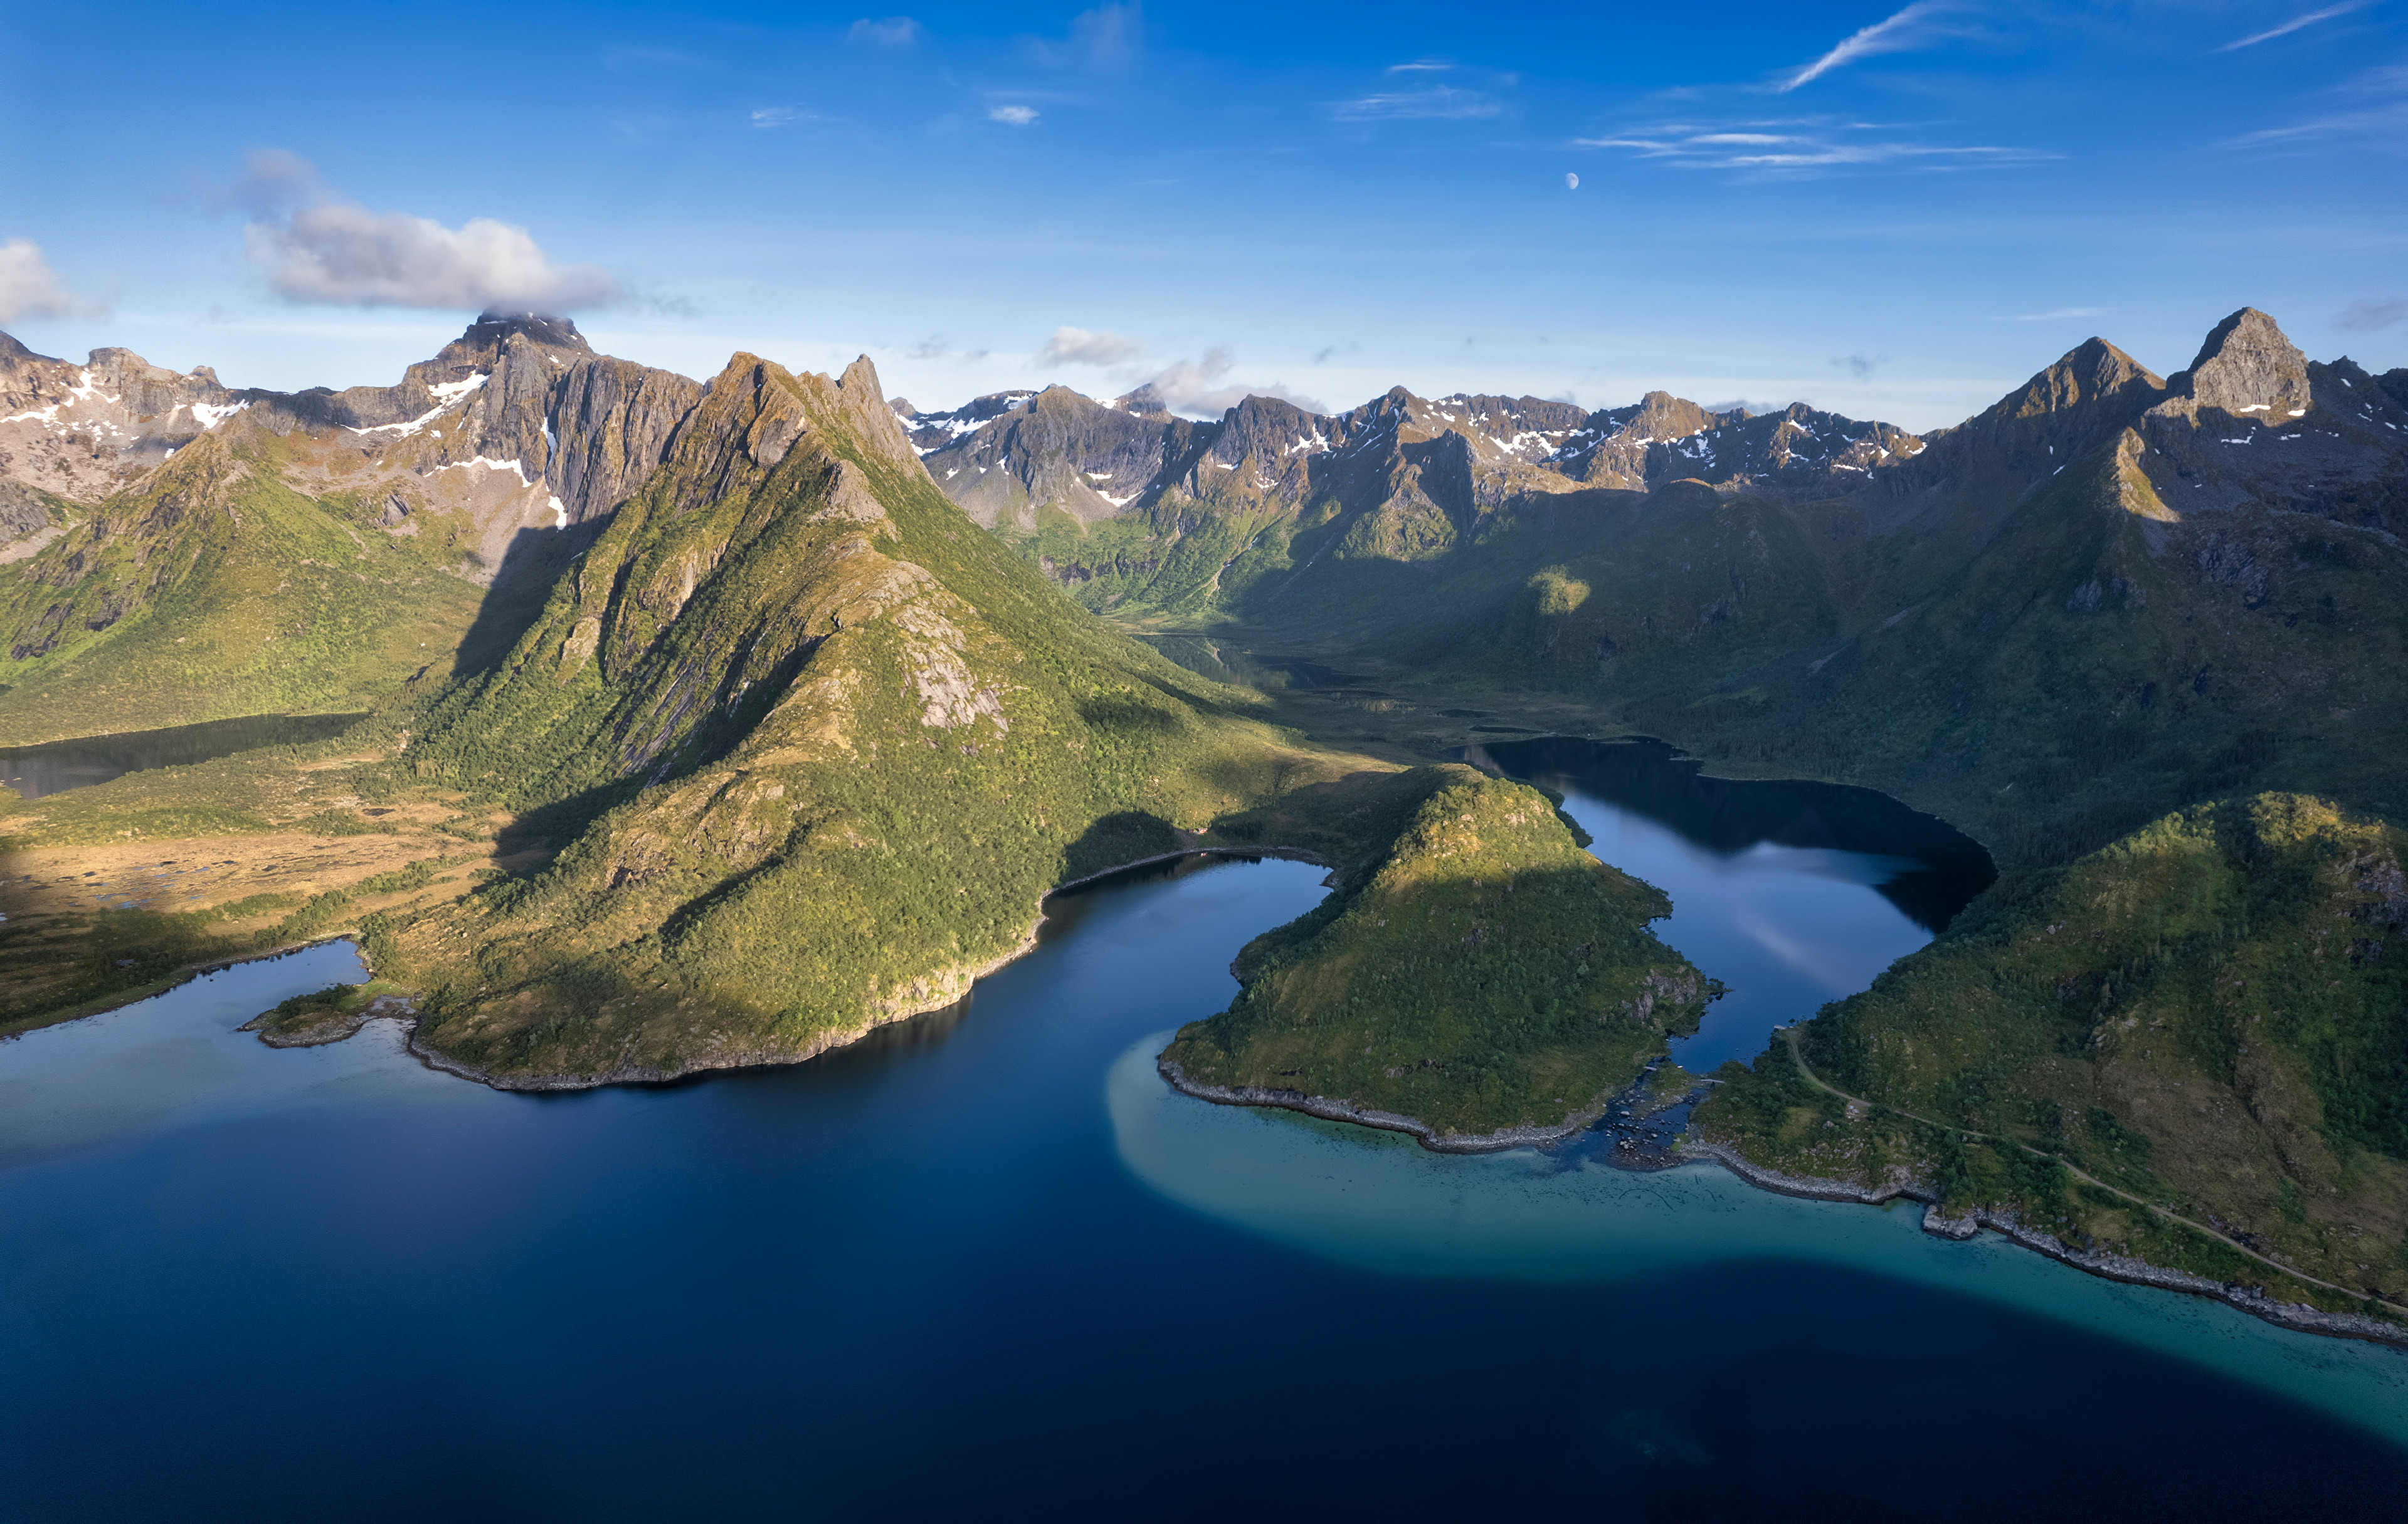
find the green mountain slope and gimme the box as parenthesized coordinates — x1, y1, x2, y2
(1161, 767, 1708, 1144)
(1696, 792, 2408, 1321)
(367, 352, 1377, 1086)
(0, 429, 485, 741)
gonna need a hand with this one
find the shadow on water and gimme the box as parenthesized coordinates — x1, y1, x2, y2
(1467, 734, 1996, 933)
(0, 713, 369, 800)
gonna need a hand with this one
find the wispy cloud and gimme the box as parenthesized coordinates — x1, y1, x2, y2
(1778, 2, 1960, 92)
(1031, 3, 1143, 68)
(2336, 298, 2406, 330)
(2225, 61, 2408, 145)
(1387, 60, 1452, 73)
(1333, 87, 1500, 122)
(2216, 1, 2370, 52)
(2015, 306, 2106, 320)
(1832, 352, 1891, 379)
(904, 335, 990, 362)
(848, 16, 922, 47)
(1038, 325, 1145, 365)
(1578, 118, 2048, 172)
(750, 105, 829, 128)
(990, 104, 1039, 125)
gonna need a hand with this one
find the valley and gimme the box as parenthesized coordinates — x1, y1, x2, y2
(5, 306, 2407, 1341)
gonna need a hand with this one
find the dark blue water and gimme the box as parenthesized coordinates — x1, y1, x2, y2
(1471, 736, 1996, 1069)
(4, 851, 2405, 1517)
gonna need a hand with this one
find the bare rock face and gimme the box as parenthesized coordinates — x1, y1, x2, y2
(0, 333, 249, 502)
(896, 390, 1037, 456)
(2128, 308, 2408, 536)
(2182, 307, 2312, 420)
(922, 385, 1212, 528)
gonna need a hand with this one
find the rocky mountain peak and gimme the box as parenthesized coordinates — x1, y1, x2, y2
(428, 313, 592, 376)
(835, 354, 918, 465)
(2181, 307, 2311, 419)
(1627, 391, 1717, 442)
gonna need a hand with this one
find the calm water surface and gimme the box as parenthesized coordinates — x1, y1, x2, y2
(0, 713, 365, 800)
(1472, 736, 1995, 1069)
(3, 809, 2404, 1516)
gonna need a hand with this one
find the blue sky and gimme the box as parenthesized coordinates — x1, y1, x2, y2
(3, 1, 2403, 429)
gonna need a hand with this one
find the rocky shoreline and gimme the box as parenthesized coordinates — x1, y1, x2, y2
(399, 923, 1047, 1092)
(408, 847, 1340, 1091)
(1679, 1140, 2408, 1350)
(1156, 1055, 1613, 1154)
(1145, 1054, 2408, 1348)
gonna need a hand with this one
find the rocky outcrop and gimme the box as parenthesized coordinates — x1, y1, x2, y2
(2124, 309, 2408, 536)
(0, 333, 250, 502)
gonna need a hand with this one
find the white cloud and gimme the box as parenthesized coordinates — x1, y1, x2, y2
(2015, 306, 2106, 320)
(1039, 325, 1146, 365)
(241, 156, 620, 313)
(1122, 348, 1323, 417)
(2217, 2, 2370, 53)
(1333, 87, 1499, 122)
(990, 104, 1039, 125)
(751, 105, 829, 127)
(848, 16, 922, 46)
(1387, 60, 1452, 73)
(1778, 2, 1958, 92)
(2336, 298, 2406, 331)
(0, 239, 77, 323)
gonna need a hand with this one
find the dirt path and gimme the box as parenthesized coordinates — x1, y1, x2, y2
(1777, 1026, 2408, 1318)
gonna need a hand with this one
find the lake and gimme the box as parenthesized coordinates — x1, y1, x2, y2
(0, 713, 366, 801)
(3, 763, 2404, 1518)
(1469, 735, 1995, 1069)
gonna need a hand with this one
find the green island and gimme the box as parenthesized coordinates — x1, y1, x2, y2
(8, 306, 2408, 1342)
(1162, 769, 1710, 1148)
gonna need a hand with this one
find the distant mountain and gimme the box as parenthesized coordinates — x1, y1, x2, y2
(0, 315, 701, 740)
(889, 389, 1036, 456)
(898, 371, 1921, 616)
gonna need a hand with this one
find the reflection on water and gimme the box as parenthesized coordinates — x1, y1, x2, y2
(0, 942, 464, 1170)
(0, 712, 366, 799)
(1472, 737, 1995, 1069)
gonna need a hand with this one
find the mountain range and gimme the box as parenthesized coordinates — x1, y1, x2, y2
(6, 305, 2408, 1335)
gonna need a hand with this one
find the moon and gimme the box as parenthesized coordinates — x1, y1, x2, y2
(1565, 172, 1580, 190)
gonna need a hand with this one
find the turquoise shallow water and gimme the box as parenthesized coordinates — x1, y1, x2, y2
(3, 848, 2405, 1515)
(1112, 1034, 2408, 1448)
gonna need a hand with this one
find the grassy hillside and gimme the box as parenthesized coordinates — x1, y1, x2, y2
(1694, 792, 2408, 1322)
(349, 355, 1390, 1085)
(0, 429, 488, 743)
(1162, 769, 1709, 1140)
